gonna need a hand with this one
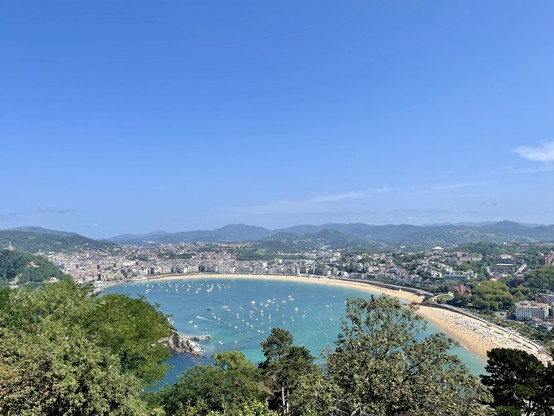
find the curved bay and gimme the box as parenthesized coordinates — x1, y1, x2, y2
(105, 277, 486, 384)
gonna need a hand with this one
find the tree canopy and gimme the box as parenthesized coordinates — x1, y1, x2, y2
(0, 248, 68, 287)
(470, 281, 514, 312)
(295, 296, 493, 415)
(259, 328, 318, 416)
(526, 266, 554, 292)
(481, 348, 554, 416)
(154, 351, 274, 416)
(0, 280, 173, 415)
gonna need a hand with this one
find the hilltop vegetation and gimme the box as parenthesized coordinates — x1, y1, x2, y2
(0, 249, 67, 287)
(0, 228, 115, 253)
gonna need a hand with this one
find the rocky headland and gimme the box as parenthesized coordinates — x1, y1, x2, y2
(161, 331, 207, 356)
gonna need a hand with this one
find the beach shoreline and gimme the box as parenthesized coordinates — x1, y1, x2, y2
(130, 273, 550, 363)
(147, 273, 424, 303)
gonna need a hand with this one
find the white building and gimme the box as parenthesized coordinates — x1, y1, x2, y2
(515, 301, 549, 321)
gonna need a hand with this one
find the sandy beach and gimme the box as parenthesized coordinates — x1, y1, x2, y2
(416, 305, 551, 363)
(146, 273, 551, 363)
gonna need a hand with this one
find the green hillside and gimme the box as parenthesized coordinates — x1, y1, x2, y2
(0, 230, 115, 253)
(0, 249, 68, 287)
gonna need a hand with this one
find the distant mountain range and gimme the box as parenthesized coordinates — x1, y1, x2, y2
(3, 222, 554, 254)
(106, 221, 554, 250)
(108, 224, 272, 244)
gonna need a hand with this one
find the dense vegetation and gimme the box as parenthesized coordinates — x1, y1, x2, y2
(0, 281, 173, 415)
(481, 348, 554, 416)
(5, 280, 551, 415)
(232, 245, 310, 261)
(0, 230, 115, 253)
(0, 248, 68, 287)
(472, 281, 514, 311)
(526, 266, 554, 292)
(450, 264, 554, 313)
(454, 242, 510, 256)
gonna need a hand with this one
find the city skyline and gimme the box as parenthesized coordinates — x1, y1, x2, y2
(1, 1, 553, 238)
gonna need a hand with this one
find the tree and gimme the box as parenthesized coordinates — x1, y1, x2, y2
(88, 293, 172, 385)
(259, 328, 319, 416)
(526, 266, 554, 292)
(0, 281, 173, 386)
(471, 281, 514, 312)
(450, 292, 471, 307)
(156, 351, 270, 416)
(301, 296, 492, 415)
(0, 280, 173, 414)
(0, 320, 148, 415)
(260, 328, 293, 362)
(480, 348, 554, 416)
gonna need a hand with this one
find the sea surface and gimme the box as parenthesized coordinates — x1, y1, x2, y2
(104, 277, 486, 385)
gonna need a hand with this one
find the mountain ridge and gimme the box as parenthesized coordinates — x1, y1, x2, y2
(4, 222, 554, 252)
(103, 221, 554, 248)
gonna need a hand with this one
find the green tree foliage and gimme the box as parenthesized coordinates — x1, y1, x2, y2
(455, 242, 507, 256)
(155, 351, 272, 416)
(522, 247, 551, 269)
(0, 280, 172, 414)
(481, 348, 554, 416)
(260, 328, 293, 362)
(0, 230, 114, 253)
(88, 294, 172, 384)
(0, 248, 67, 287)
(450, 292, 472, 307)
(510, 284, 531, 301)
(0, 325, 147, 416)
(295, 296, 492, 415)
(526, 266, 554, 292)
(259, 328, 319, 416)
(471, 281, 514, 311)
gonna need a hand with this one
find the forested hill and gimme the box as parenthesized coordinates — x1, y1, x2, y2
(0, 228, 115, 253)
(0, 249, 68, 287)
(108, 221, 554, 250)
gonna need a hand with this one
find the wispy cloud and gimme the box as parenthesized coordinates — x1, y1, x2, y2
(513, 141, 554, 162)
(237, 187, 393, 215)
(37, 206, 77, 214)
(0, 212, 18, 221)
(492, 165, 554, 176)
(308, 190, 369, 203)
(358, 208, 506, 224)
(431, 181, 490, 192)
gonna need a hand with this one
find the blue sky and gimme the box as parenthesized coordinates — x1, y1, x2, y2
(1, 1, 553, 238)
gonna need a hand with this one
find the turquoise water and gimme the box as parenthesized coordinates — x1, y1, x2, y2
(105, 277, 486, 384)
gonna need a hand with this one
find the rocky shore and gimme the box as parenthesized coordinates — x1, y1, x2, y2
(161, 331, 206, 356)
